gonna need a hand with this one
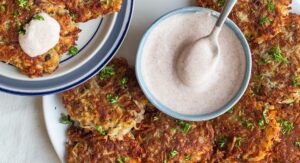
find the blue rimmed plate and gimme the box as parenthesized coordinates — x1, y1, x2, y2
(0, 0, 134, 95)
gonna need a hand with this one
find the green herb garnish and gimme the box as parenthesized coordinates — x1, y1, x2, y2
(32, 15, 44, 21)
(17, 0, 28, 8)
(177, 120, 192, 134)
(259, 16, 271, 25)
(99, 66, 115, 80)
(267, 1, 275, 11)
(258, 119, 265, 128)
(241, 119, 254, 129)
(68, 46, 78, 55)
(59, 114, 72, 125)
(217, 137, 227, 148)
(96, 125, 106, 136)
(106, 93, 118, 105)
(292, 76, 300, 86)
(12, 10, 20, 17)
(269, 46, 288, 63)
(236, 137, 242, 147)
(119, 77, 128, 86)
(116, 157, 130, 163)
(19, 26, 26, 35)
(69, 13, 77, 19)
(169, 149, 178, 159)
(0, 5, 6, 11)
(184, 154, 192, 161)
(295, 141, 300, 147)
(279, 119, 294, 135)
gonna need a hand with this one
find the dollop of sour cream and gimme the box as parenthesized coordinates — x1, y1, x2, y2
(19, 12, 61, 57)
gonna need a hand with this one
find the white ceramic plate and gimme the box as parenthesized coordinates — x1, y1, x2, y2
(0, 0, 133, 95)
(44, 0, 299, 162)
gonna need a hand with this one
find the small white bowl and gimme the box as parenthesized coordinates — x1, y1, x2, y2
(136, 7, 252, 121)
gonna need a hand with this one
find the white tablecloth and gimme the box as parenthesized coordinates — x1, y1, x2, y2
(0, 93, 59, 163)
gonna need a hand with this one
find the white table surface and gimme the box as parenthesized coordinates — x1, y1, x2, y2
(0, 0, 192, 162)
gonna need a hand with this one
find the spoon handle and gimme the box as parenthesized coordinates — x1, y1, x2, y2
(215, 0, 237, 27)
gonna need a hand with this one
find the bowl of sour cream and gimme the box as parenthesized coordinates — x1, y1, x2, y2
(136, 7, 252, 121)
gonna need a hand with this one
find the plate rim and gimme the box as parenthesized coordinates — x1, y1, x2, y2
(0, 0, 134, 96)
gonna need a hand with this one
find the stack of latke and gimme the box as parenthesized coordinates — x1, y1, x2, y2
(0, 0, 122, 78)
(63, 0, 300, 162)
(197, 0, 300, 162)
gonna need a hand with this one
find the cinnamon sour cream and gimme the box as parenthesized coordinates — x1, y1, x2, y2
(19, 12, 61, 58)
(141, 12, 246, 115)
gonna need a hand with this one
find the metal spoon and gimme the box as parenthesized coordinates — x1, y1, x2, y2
(176, 0, 237, 86)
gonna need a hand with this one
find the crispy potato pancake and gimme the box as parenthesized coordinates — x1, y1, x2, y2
(209, 95, 281, 162)
(197, 0, 291, 44)
(62, 58, 146, 140)
(47, 0, 123, 22)
(0, 0, 80, 77)
(0, 0, 122, 78)
(134, 111, 214, 163)
(67, 126, 143, 163)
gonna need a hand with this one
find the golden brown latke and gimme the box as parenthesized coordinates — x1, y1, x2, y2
(62, 58, 146, 140)
(0, 0, 80, 77)
(197, 0, 291, 44)
(134, 111, 214, 163)
(67, 126, 143, 163)
(47, 0, 123, 22)
(209, 94, 281, 162)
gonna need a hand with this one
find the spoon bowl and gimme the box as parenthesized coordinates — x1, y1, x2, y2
(176, 0, 237, 86)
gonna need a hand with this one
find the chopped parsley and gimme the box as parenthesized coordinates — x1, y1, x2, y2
(12, 10, 20, 17)
(96, 125, 106, 136)
(19, 26, 26, 35)
(103, 0, 110, 5)
(69, 13, 77, 19)
(241, 119, 254, 129)
(68, 46, 78, 55)
(217, 137, 227, 148)
(0, 5, 6, 11)
(106, 93, 118, 105)
(99, 66, 115, 80)
(32, 15, 44, 21)
(269, 46, 288, 63)
(258, 74, 265, 81)
(184, 154, 192, 161)
(217, 0, 225, 6)
(291, 76, 300, 86)
(119, 77, 128, 86)
(258, 119, 265, 128)
(236, 137, 242, 147)
(116, 157, 130, 163)
(279, 119, 294, 135)
(17, 0, 28, 8)
(295, 141, 300, 147)
(259, 16, 271, 25)
(169, 149, 178, 159)
(59, 114, 72, 125)
(267, 1, 275, 11)
(177, 120, 192, 134)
